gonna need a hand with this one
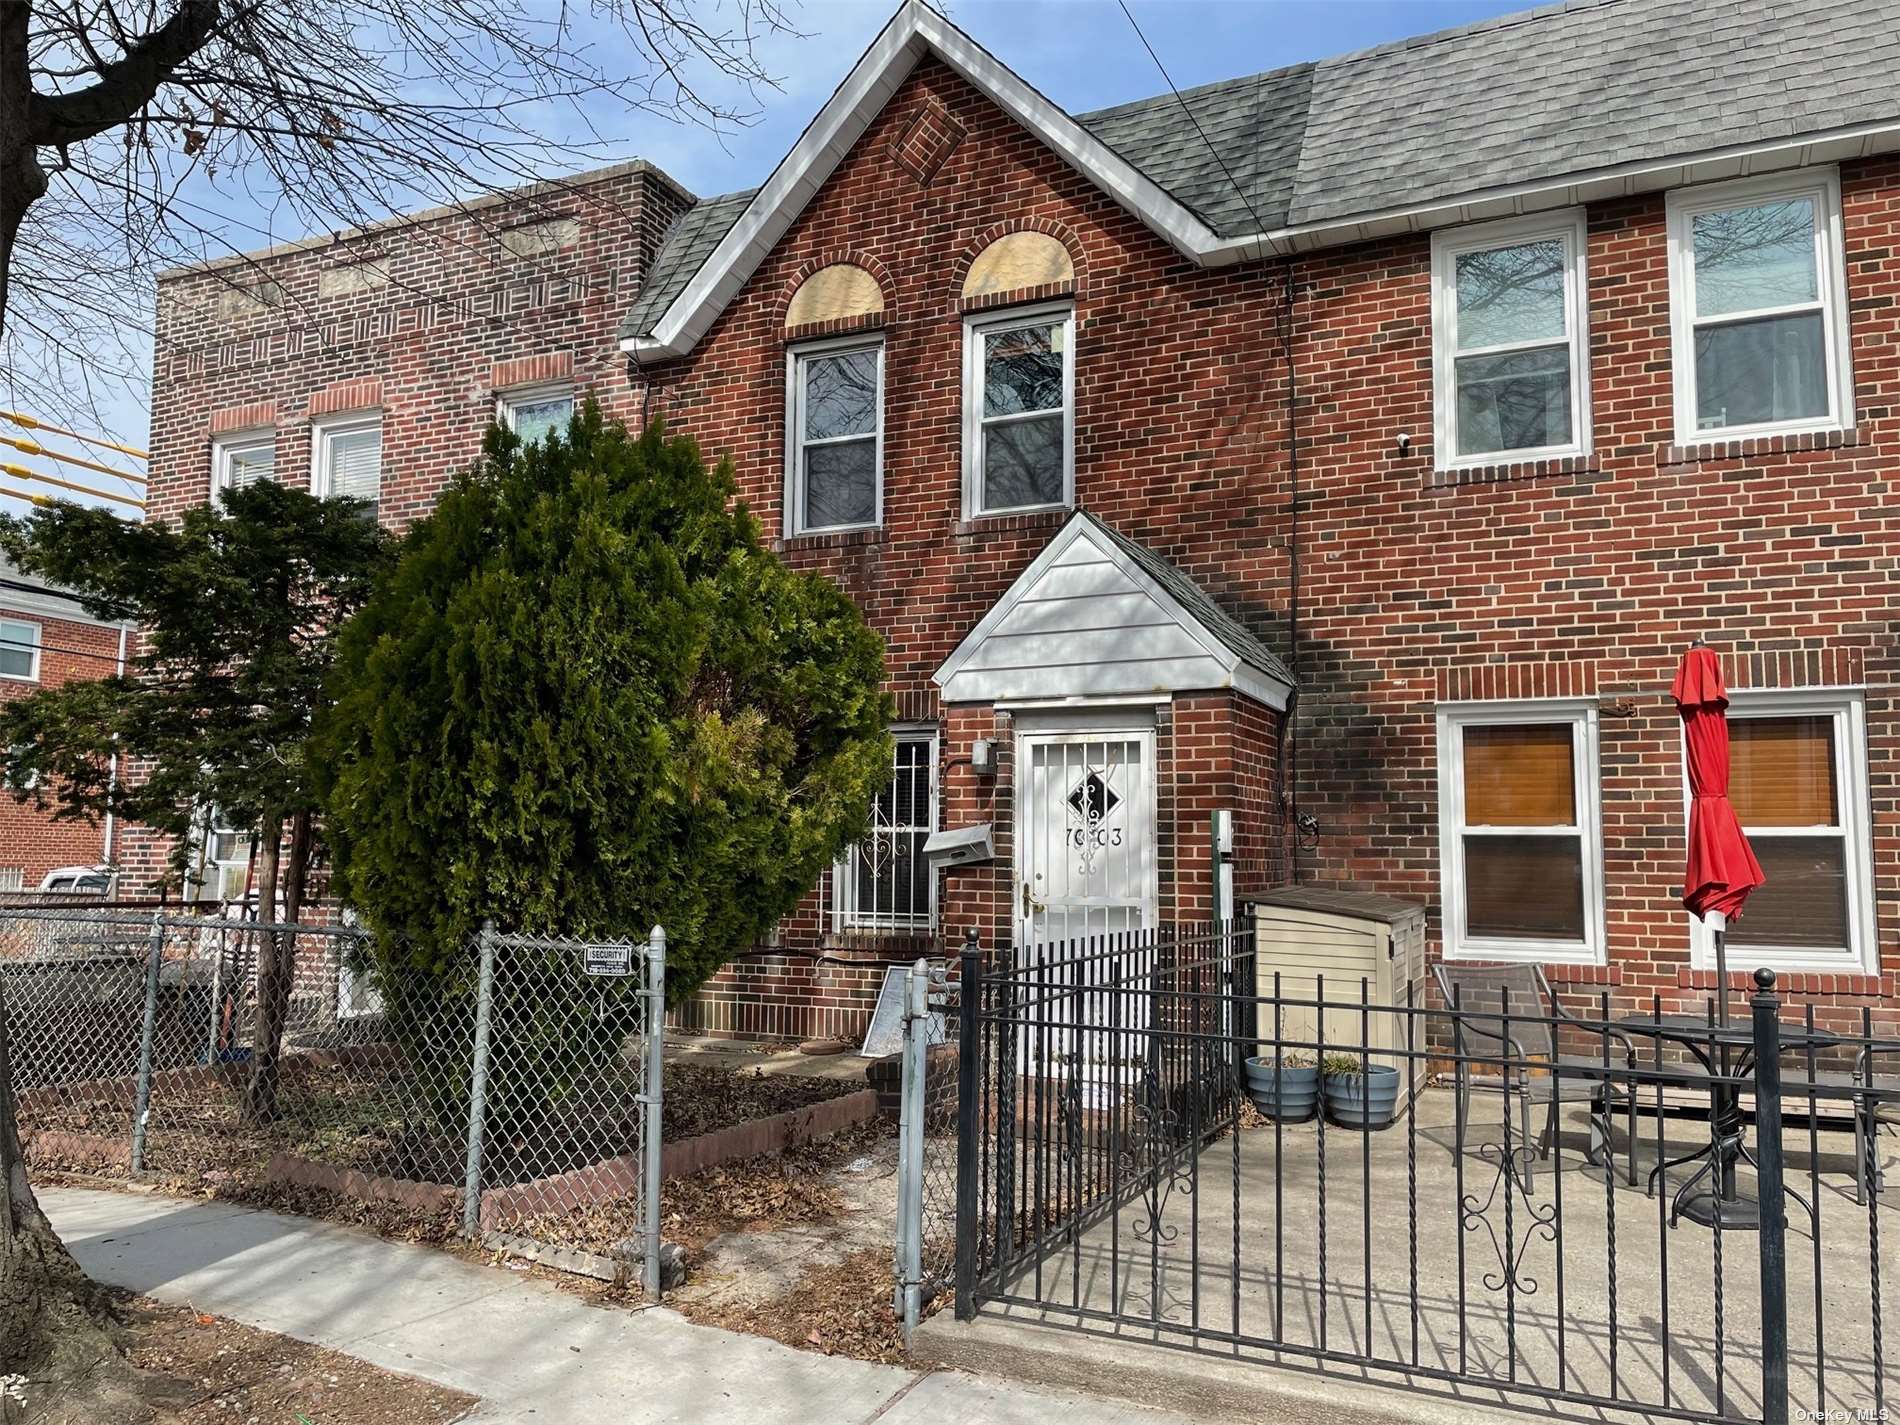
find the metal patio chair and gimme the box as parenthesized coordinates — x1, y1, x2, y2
(1433, 963, 1640, 1193)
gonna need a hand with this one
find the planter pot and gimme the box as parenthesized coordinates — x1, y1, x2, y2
(1242, 1057, 1319, 1123)
(1322, 1065, 1401, 1129)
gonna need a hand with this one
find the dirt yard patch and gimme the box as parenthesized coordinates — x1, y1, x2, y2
(19, 1293, 474, 1425)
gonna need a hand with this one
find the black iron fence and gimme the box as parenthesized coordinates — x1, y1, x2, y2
(950, 922, 1896, 1425)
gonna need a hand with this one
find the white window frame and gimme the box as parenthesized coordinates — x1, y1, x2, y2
(1666, 167, 1854, 446)
(1436, 699, 1605, 965)
(0, 619, 41, 683)
(1683, 686, 1875, 976)
(210, 430, 277, 505)
(962, 302, 1075, 520)
(832, 725, 938, 933)
(1430, 209, 1592, 471)
(496, 381, 575, 441)
(309, 410, 384, 508)
(783, 334, 884, 537)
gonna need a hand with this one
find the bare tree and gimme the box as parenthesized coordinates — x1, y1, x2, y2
(0, 0, 794, 429)
(0, 0, 793, 1397)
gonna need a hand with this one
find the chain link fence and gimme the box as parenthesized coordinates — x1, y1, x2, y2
(3, 907, 667, 1294)
(894, 955, 959, 1340)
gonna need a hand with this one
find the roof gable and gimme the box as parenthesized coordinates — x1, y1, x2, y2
(621, 0, 1900, 358)
(933, 511, 1293, 709)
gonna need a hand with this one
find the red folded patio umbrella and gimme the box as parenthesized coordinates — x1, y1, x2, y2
(1673, 642, 1764, 1022)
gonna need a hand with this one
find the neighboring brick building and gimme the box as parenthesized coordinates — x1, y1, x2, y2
(147, 0, 1900, 1041)
(0, 559, 129, 891)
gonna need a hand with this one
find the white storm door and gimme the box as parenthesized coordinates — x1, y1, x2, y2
(1017, 729, 1156, 1069)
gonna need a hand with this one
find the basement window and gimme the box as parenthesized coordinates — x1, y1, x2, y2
(1431, 210, 1592, 469)
(1437, 701, 1604, 965)
(1667, 168, 1853, 444)
(963, 304, 1074, 518)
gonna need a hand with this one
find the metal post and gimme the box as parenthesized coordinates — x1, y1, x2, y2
(953, 927, 983, 1320)
(896, 958, 929, 1337)
(461, 920, 499, 1238)
(129, 912, 164, 1174)
(643, 925, 667, 1298)
(1751, 968, 1789, 1425)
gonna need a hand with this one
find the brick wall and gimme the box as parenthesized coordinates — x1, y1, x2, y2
(0, 606, 122, 888)
(145, 54, 1900, 1038)
(121, 160, 694, 895)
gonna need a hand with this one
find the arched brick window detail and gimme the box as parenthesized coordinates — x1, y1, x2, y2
(954, 221, 1084, 312)
(783, 262, 885, 333)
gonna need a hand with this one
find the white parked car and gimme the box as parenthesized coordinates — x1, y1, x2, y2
(36, 865, 115, 895)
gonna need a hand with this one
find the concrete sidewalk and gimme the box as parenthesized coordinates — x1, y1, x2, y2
(43, 1186, 1199, 1425)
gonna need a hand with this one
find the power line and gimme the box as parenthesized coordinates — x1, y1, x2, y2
(0, 462, 146, 510)
(0, 410, 149, 462)
(0, 632, 130, 669)
(1114, 0, 1272, 240)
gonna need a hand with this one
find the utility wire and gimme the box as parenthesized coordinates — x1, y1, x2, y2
(1114, 0, 1271, 241)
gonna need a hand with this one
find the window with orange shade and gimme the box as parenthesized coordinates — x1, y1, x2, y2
(1704, 693, 1871, 970)
(1439, 704, 1602, 964)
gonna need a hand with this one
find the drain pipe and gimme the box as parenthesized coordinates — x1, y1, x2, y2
(100, 619, 130, 867)
(1277, 254, 1305, 887)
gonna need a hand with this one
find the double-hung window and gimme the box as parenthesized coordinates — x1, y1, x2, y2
(311, 412, 383, 516)
(1438, 701, 1604, 964)
(1689, 689, 1874, 974)
(1667, 169, 1853, 443)
(963, 305, 1073, 517)
(211, 432, 276, 505)
(834, 729, 936, 932)
(498, 383, 575, 445)
(199, 818, 253, 903)
(1431, 210, 1591, 468)
(0, 619, 40, 682)
(786, 337, 882, 534)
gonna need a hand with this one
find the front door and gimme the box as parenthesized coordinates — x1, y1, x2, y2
(1016, 727, 1157, 951)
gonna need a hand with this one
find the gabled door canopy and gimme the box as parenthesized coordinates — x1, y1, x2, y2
(933, 510, 1294, 710)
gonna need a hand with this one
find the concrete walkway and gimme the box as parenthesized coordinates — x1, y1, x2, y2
(43, 1186, 1200, 1425)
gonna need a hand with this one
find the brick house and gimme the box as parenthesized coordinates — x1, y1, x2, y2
(0, 559, 129, 892)
(146, 0, 1900, 1040)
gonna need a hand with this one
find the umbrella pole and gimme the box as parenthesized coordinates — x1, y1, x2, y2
(1711, 913, 1728, 1027)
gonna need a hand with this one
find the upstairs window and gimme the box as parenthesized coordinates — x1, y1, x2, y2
(1667, 169, 1853, 443)
(498, 384, 574, 445)
(1690, 689, 1874, 974)
(211, 431, 276, 506)
(311, 412, 383, 516)
(1431, 211, 1591, 468)
(834, 729, 936, 931)
(964, 305, 1073, 517)
(786, 337, 882, 535)
(0, 619, 40, 682)
(1437, 702, 1604, 965)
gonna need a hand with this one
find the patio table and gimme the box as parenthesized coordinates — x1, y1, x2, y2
(1612, 1013, 1855, 1231)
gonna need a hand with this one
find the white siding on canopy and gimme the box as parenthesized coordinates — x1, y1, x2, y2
(934, 512, 1292, 708)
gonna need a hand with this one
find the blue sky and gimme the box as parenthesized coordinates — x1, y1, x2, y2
(9, 0, 1528, 520)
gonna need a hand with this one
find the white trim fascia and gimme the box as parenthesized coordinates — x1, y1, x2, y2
(623, 0, 1235, 364)
(932, 509, 1293, 710)
(622, 89, 1900, 364)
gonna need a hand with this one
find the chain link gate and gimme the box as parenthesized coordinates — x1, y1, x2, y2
(4, 908, 668, 1298)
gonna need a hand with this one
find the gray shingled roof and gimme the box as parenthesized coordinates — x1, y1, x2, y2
(623, 0, 1900, 341)
(618, 189, 756, 341)
(1083, 512, 1296, 691)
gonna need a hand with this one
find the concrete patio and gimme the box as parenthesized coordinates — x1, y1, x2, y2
(925, 1085, 1896, 1423)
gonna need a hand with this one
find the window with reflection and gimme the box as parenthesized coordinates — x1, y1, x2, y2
(788, 339, 882, 534)
(964, 306, 1073, 516)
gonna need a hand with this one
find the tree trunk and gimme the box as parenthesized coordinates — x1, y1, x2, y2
(0, 979, 123, 1380)
(240, 812, 288, 1125)
(0, 3, 46, 339)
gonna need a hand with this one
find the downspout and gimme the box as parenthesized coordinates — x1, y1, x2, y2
(100, 619, 129, 868)
(1277, 253, 1304, 887)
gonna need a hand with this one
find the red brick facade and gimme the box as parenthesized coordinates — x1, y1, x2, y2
(145, 50, 1900, 1041)
(0, 595, 124, 889)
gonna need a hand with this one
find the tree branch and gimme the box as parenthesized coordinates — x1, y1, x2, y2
(29, 0, 220, 147)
